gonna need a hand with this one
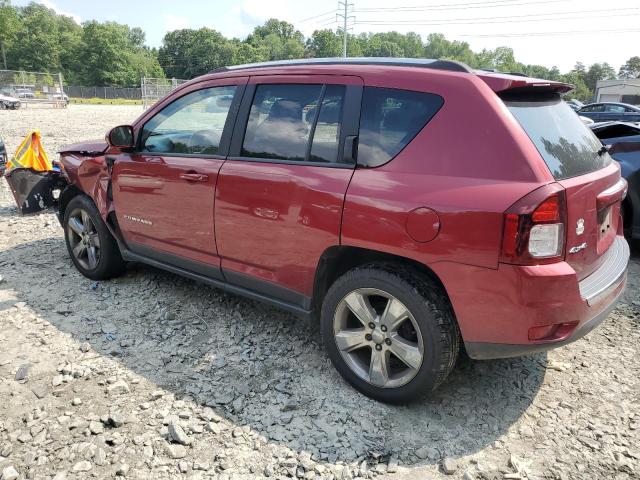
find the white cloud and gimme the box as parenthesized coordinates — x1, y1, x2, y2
(38, 0, 81, 24)
(164, 14, 190, 33)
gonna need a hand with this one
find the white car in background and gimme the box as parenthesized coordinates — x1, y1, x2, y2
(0, 90, 21, 109)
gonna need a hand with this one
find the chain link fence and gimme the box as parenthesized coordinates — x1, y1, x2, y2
(0, 69, 66, 108)
(141, 77, 188, 109)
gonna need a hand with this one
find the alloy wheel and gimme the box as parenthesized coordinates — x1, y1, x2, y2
(67, 208, 101, 270)
(332, 288, 424, 389)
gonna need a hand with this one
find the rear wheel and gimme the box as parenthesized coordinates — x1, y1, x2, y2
(321, 265, 459, 403)
(63, 195, 125, 280)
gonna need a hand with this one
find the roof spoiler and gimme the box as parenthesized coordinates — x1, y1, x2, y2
(476, 71, 573, 94)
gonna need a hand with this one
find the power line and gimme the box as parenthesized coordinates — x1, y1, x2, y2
(356, 0, 572, 12)
(461, 27, 640, 38)
(298, 9, 337, 23)
(355, 8, 640, 26)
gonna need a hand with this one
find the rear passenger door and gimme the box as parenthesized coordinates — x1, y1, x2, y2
(215, 75, 362, 308)
(601, 104, 627, 122)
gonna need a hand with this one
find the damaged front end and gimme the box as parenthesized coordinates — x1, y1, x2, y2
(3, 135, 108, 218)
(5, 167, 67, 214)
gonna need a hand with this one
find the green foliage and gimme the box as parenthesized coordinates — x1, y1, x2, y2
(619, 56, 640, 79)
(77, 21, 163, 86)
(306, 30, 342, 58)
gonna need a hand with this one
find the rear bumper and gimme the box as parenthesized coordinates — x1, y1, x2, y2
(465, 273, 625, 359)
(432, 236, 630, 360)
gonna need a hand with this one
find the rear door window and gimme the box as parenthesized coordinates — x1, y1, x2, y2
(605, 104, 625, 113)
(505, 94, 611, 180)
(241, 84, 345, 163)
(358, 87, 444, 167)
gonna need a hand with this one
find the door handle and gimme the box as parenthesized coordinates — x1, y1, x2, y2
(179, 172, 209, 182)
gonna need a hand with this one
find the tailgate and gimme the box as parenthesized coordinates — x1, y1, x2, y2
(503, 93, 624, 280)
(560, 162, 625, 280)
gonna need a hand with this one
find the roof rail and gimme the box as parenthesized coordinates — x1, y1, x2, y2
(209, 57, 473, 74)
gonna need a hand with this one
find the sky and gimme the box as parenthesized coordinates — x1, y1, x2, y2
(13, 0, 640, 73)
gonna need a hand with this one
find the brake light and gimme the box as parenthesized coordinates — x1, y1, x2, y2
(500, 185, 566, 265)
(532, 195, 561, 222)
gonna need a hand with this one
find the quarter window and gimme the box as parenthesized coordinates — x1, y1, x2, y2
(141, 86, 237, 155)
(358, 87, 444, 167)
(242, 84, 346, 163)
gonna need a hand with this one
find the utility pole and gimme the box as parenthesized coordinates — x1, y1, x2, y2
(337, 1, 354, 58)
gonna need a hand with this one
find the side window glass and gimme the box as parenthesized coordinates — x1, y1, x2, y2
(606, 104, 625, 113)
(242, 84, 321, 161)
(241, 84, 346, 163)
(309, 85, 345, 163)
(141, 86, 237, 155)
(592, 104, 605, 112)
(358, 87, 444, 167)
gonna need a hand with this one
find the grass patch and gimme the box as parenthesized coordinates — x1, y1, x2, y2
(70, 98, 142, 105)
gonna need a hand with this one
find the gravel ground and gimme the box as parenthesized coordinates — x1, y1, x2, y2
(0, 105, 639, 480)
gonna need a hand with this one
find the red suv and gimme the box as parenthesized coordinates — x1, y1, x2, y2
(28, 58, 631, 403)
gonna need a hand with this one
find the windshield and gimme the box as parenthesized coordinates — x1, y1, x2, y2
(504, 93, 611, 180)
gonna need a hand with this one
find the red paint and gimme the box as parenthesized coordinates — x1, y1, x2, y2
(405, 208, 440, 243)
(57, 62, 627, 355)
(215, 160, 353, 295)
(112, 154, 225, 266)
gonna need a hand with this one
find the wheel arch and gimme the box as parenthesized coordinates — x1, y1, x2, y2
(57, 184, 84, 222)
(312, 245, 448, 313)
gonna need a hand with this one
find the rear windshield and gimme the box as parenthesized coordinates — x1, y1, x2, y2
(504, 94, 611, 180)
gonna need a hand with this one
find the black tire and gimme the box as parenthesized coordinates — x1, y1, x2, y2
(320, 264, 460, 404)
(63, 195, 126, 280)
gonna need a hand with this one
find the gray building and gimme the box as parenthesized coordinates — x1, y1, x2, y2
(595, 78, 640, 105)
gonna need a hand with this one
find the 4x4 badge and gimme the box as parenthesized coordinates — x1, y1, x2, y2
(576, 218, 585, 235)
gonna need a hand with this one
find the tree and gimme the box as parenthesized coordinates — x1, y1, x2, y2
(246, 19, 305, 61)
(583, 63, 616, 92)
(9, 2, 63, 72)
(0, 0, 19, 69)
(306, 29, 341, 58)
(619, 56, 640, 79)
(423, 33, 476, 65)
(78, 21, 163, 86)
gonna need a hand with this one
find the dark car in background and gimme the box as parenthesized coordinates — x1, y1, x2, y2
(566, 99, 584, 111)
(0, 137, 7, 177)
(589, 121, 640, 240)
(578, 102, 640, 123)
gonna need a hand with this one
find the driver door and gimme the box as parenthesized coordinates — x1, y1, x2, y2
(111, 78, 247, 275)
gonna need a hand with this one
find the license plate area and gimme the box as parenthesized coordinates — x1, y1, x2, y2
(597, 204, 617, 254)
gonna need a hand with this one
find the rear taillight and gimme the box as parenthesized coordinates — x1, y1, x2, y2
(500, 184, 566, 265)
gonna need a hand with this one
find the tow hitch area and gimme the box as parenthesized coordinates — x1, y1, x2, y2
(3, 130, 68, 214)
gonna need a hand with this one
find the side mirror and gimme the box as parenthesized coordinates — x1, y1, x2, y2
(107, 125, 134, 149)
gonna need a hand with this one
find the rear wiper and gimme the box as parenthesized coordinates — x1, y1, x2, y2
(597, 145, 610, 156)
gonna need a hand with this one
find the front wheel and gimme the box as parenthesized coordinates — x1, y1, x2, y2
(63, 195, 126, 280)
(320, 265, 459, 404)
